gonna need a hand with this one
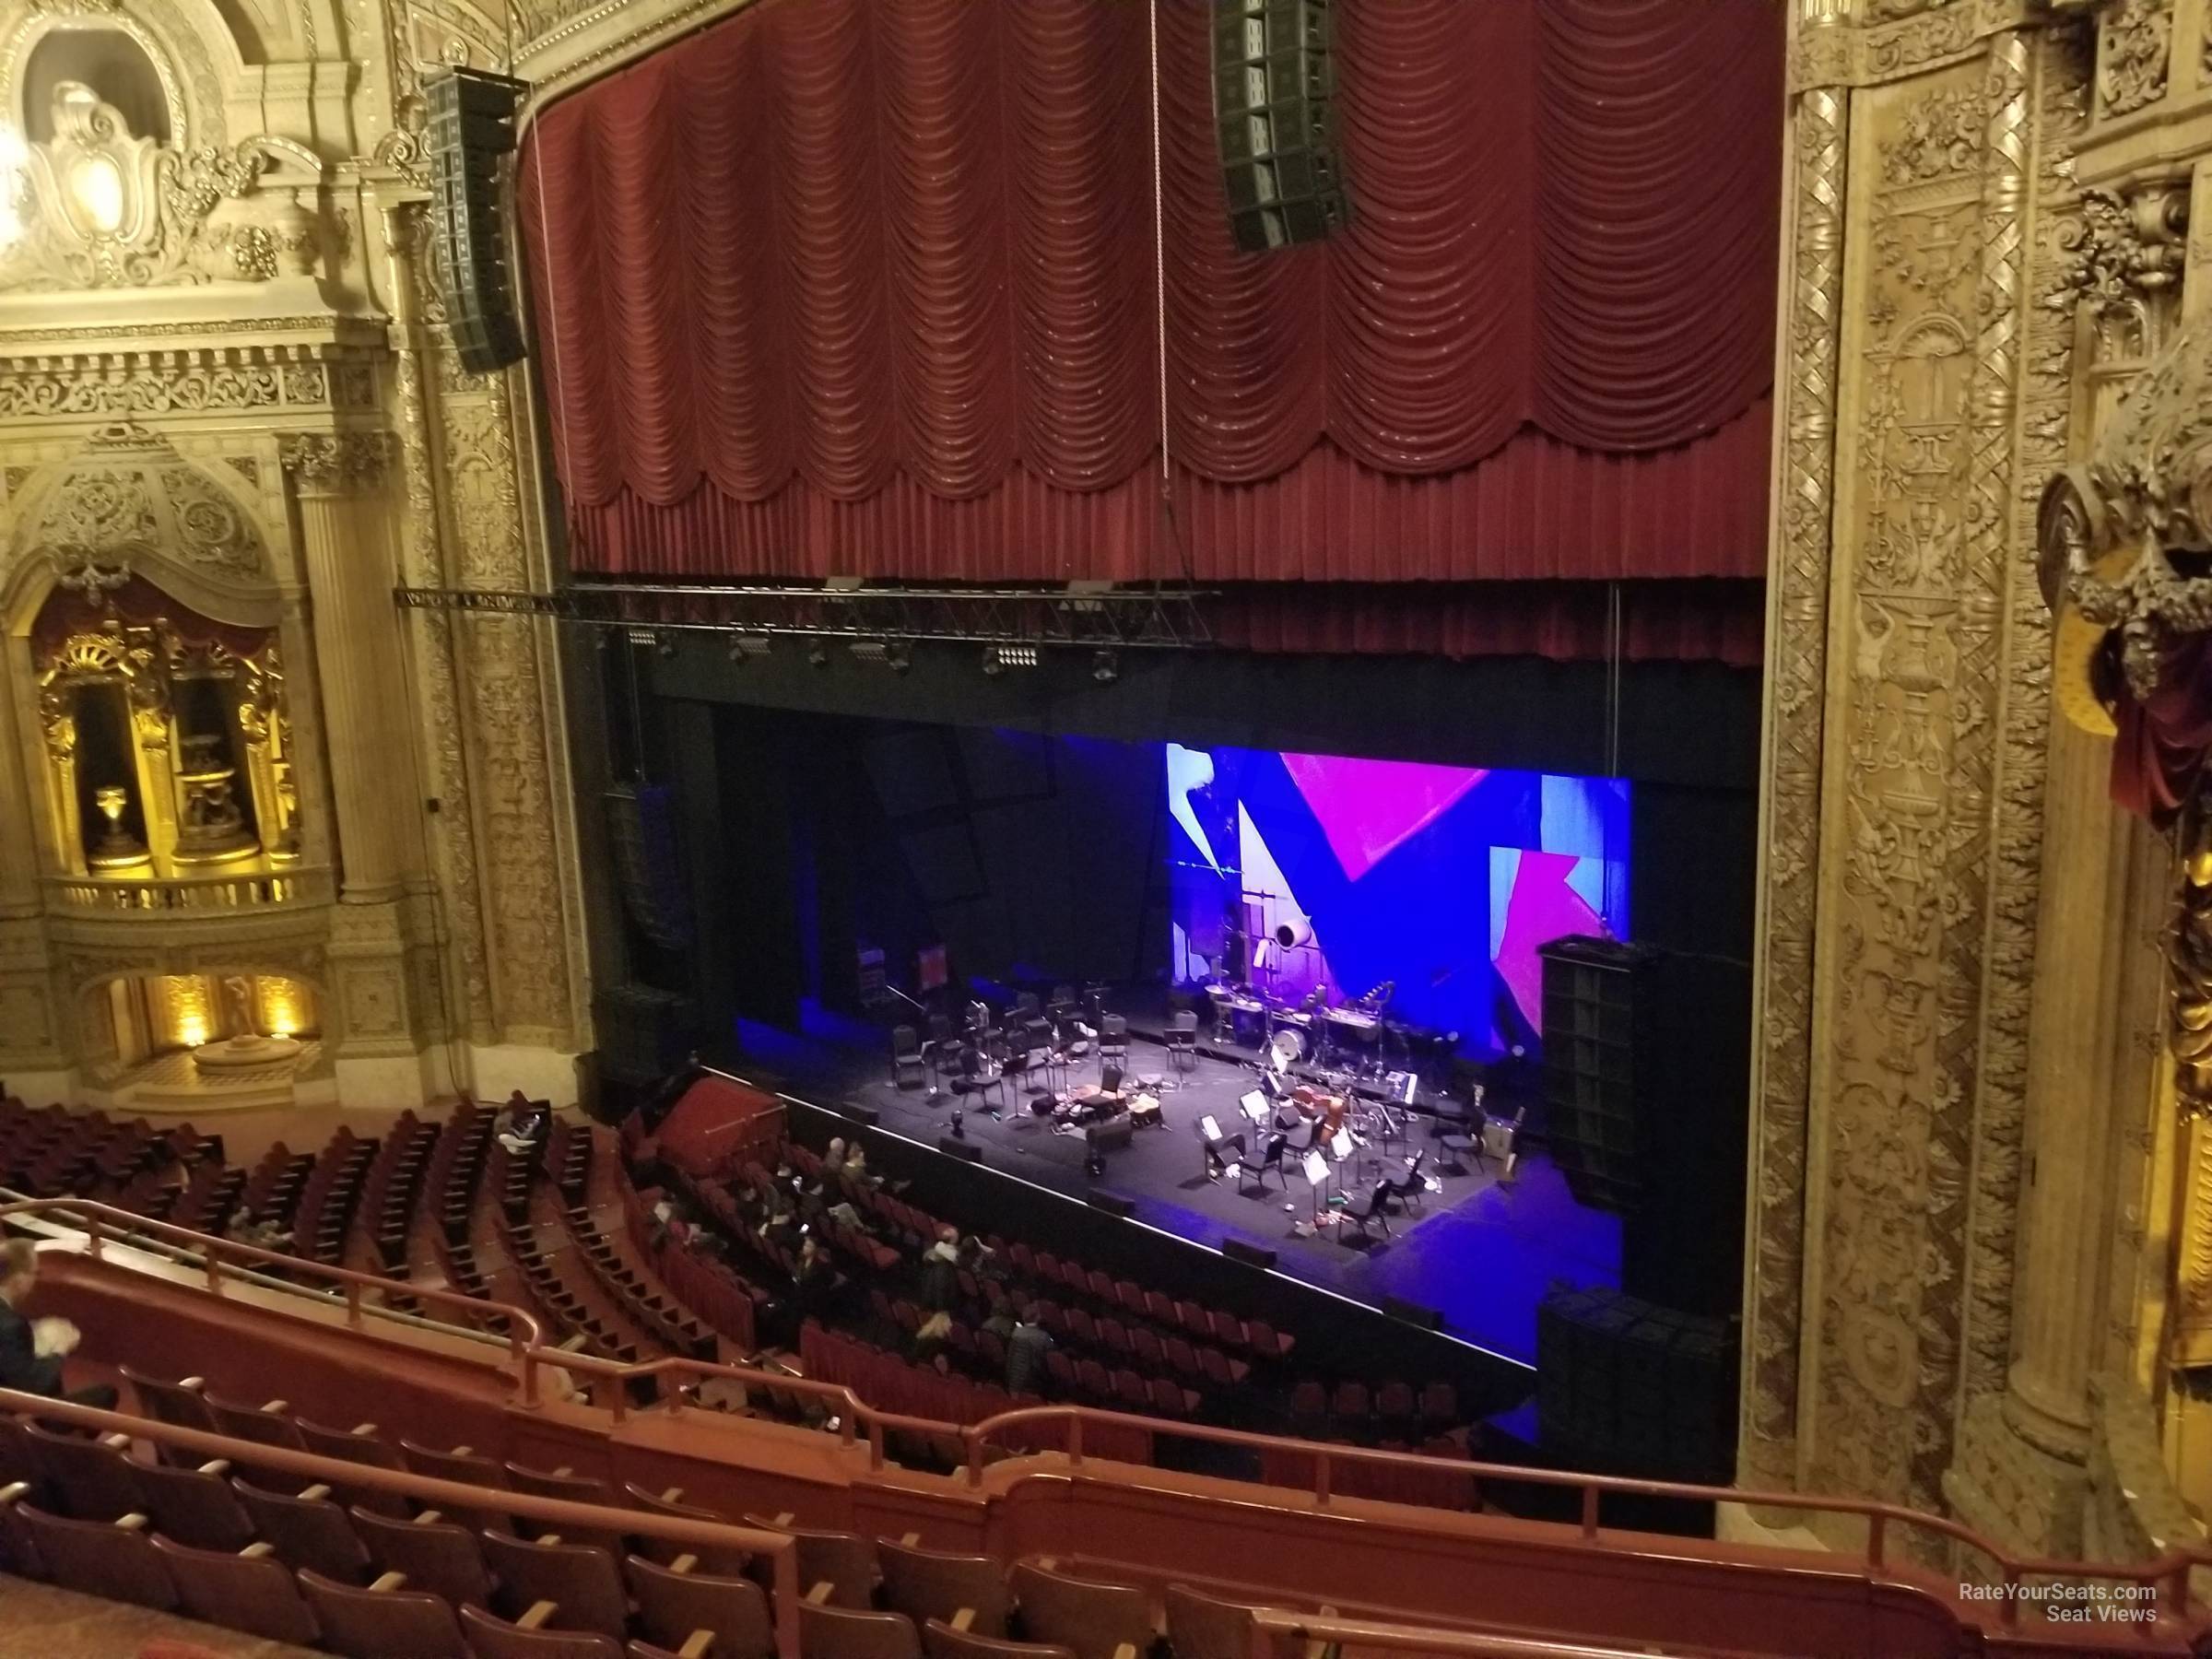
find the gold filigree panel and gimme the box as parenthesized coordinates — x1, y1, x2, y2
(1787, 31, 2070, 1519)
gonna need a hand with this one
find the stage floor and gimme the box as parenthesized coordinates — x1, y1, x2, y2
(731, 1006, 1618, 1365)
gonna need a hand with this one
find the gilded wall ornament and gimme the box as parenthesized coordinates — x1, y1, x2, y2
(2097, 0, 2171, 117)
(277, 431, 396, 497)
(0, 80, 322, 290)
(9, 423, 267, 583)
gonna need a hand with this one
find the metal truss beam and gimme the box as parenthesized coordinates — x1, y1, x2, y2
(394, 581, 1215, 650)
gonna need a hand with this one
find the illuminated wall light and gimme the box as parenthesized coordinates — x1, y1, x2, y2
(163, 974, 214, 1051)
(260, 975, 308, 1039)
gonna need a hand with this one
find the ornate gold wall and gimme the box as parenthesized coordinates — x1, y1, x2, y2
(0, 0, 606, 1110)
(1750, 0, 2206, 1563)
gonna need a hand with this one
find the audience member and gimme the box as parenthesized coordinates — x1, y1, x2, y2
(0, 1239, 115, 1409)
(912, 1311, 954, 1372)
(920, 1228, 960, 1311)
(1006, 1303, 1055, 1394)
(821, 1137, 847, 1178)
(495, 1092, 547, 1158)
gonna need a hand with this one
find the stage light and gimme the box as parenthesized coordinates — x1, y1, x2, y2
(950, 1107, 964, 1139)
(983, 644, 1038, 677)
(655, 632, 677, 658)
(982, 647, 1004, 677)
(849, 641, 888, 664)
(1091, 649, 1119, 684)
(807, 638, 830, 666)
(725, 630, 771, 663)
(887, 641, 912, 675)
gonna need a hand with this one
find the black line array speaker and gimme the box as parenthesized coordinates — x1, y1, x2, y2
(424, 67, 529, 372)
(1536, 1286, 1735, 1484)
(1539, 936, 1660, 1214)
(1209, 0, 1351, 252)
(604, 784, 692, 950)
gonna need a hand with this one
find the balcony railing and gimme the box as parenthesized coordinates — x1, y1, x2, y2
(43, 865, 335, 913)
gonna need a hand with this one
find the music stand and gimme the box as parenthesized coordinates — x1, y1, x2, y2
(1298, 1147, 1335, 1234)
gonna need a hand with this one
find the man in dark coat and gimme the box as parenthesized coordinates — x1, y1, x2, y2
(0, 1238, 116, 1409)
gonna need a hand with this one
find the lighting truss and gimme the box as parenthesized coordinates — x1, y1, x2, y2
(394, 580, 1214, 651)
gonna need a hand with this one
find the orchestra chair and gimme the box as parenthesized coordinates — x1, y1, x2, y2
(1165, 1010, 1199, 1073)
(1340, 1180, 1396, 1241)
(1098, 1015, 1128, 1071)
(1234, 1132, 1288, 1194)
(892, 1026, 928, 1091)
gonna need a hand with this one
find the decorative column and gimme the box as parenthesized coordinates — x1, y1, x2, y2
(280, 431, 409, 903)
(280, 429, 431, 1106)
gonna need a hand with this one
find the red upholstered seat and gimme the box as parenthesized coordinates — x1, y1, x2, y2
(129, 1457, 254, 1553)
(459, 1602, 626, 1658)
(151, 1534, 321, 1645)
(483, 1528, 632, 1640)
(625, 1552, 776, 1659)
(16, 1500, 176, 1611)
(351, 1504, 496, 1608)
(300, 1565, 471, 1659)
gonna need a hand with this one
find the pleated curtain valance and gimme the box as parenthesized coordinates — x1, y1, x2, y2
(521, 0, 1781, 598)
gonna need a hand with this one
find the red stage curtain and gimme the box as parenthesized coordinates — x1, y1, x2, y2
(2111, 638, 2212, 822)
(1213, 579, 1766, 666)
(521, 0, 1781, 600)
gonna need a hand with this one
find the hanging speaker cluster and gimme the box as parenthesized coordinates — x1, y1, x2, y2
(1209, 0, 1351, 253)
(424, 66, 530, 373)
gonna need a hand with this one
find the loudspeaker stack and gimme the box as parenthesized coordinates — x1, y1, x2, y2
(1535, 1286, 1735, 1484)
(424, 67, 529, 372)
(604, 784, 692, 951)
(1538, 936, 1658, 1214)
(1209, 0, 1352, 252)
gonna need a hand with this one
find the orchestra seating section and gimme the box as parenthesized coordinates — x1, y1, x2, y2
(0, 1093, 714, 1373)
(0, 1087, 1493, 1478)
(0, 1378, 1320, 1658)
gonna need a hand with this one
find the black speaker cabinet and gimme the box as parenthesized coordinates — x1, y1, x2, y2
(939, 1135, 983, 1164)
(1382, 1293, 1443, 1331)
(1209, 0, 1351, 252)
(1088, 1192, 1137, 1219)
(1539, 936, 1660, 1213)
(604, 784, 693, 950)
(425, 67, 529, 372)
(1219, 1238, 1277, 1271)
(1536, 1286, 1735, 1485)
(590, 982, 696, 1086)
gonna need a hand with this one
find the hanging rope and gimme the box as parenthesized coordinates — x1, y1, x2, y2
(1147, 0, 1196, 588)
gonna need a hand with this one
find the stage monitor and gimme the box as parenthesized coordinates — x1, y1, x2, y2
(1166, 744, 1630, 1056)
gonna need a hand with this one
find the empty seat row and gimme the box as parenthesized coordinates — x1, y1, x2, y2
(4, 1377, 1281, 1659)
